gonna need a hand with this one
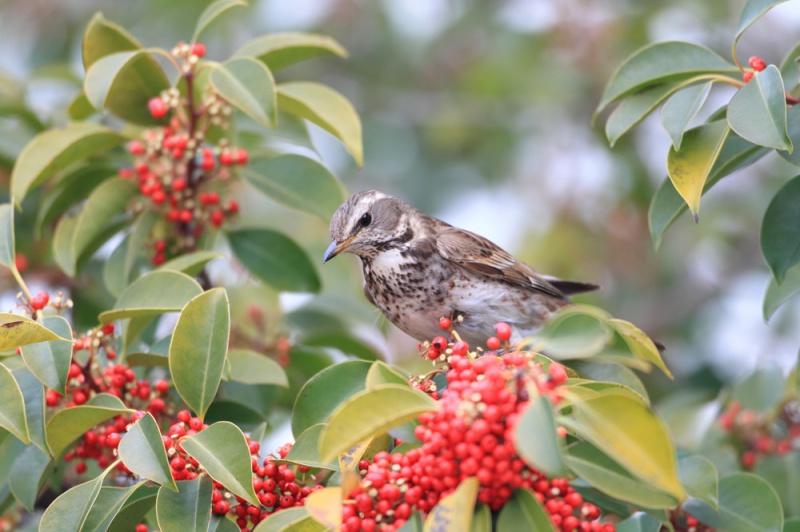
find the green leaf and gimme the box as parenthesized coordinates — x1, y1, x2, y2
(278, 424, 338, 471)
(277, 82, 363, 166)
(0, 313, 65, 351)
(779, 105, 800, 166)
(63, 178, 137, 276)
(532, 305, 613, 359)
(666, 120, 730, 219)
(104, 212, 158, 297)
(596, 41, 736, 115)
(68, 91, 96, 120)
(292, 359, 372, 437)
(496, 488, 556, 532)
(470, 503, 492, 532)
(38, 463, 111, 531)
(169, 288, 229, 421)
(210, 57, 276, 128)
(657, 390, 721, 450)
(423, 477, 478, 532)
(84, 51, 170, 126)
(735, 1, 790, 44)
(761, 174, 800, 282)
(245, 154, 345, 221)
(514, 396, 567, 477)
(661, 81, 713, 150)
(82, 12, 142, 69)
(99, 270, 203, 323)
(20, 315, 73, 395)
(606, 84, 678, 147)
(764, 262, 800, 320)
(11, 365, 48, 454)
(235, 32, 347, 72)
(181, 421, 260, 506)
(9, 444, 52, 511)
(159, 250, 223, 276)
(10, 122, 126, 205)
(780, 41, 800, 93)
(731, 362, 785, 412)
(684, 472, 783, 532)
(785, 518, 800, 532)
(209, 515, 240, 532)
(46, 393, 131, 460)
(156, 478, 212, 532)
(0, 363, 29, 444)
(608, 319, 672, 378)
(572, 361, 649, 402)
(119, 413, 178, 492)
(227, 228, 320, 293)
(107, 485, 158, 532)
(615, 513, 663, 532)
(678, 455, 719, 510)
(254, 507, 323, 531)
(0, 204, 14, 269)
(83, 483, 146, 532)
(192, 0, 247, 43)
(227, 348, 288, 387)
(728, 65, 792, 151)
(365, 361, 408, 389)
(649, 131, 768, 249)
(564, 393, 684, 500)
(319, 384, 437, 462)
(753, 452, 800, 517)
(564, 441, 680, 509)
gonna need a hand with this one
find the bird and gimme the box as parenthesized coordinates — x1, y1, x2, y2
(323, 190, 598, 347)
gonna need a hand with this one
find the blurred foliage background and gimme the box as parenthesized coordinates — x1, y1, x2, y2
(2, 0, 799, 403)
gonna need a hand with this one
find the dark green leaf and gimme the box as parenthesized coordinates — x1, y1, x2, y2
(684, 473, 783, 532)
(192, 0, 247, 43)
(228, 228, 320, 293)
(606, 84, 677, 146)
(46, 393, 130, 460)
(470, 503, 492, 532)
(38, 462, 111, 530)
(0, 204, 13, 269)
(778, 104, 800, 165)
(496, 488, 556, 532)
(11, 366, 48, 454)
(9, 445, 52, 511)
(0, 364, 29, 444)
(20, 315, 72, 395)
(678, 455, 719, 510)
(661, 81, 713, 150)
(764, 262, 800, 320)
(119, 413, 178, 491)
(235, 32, 347, 72)
(761, 174, 800, 282)
(245, 154, 345, 220)
(156, 478, 212, 532)
(753, 451, 800, 518)
(615, 513, 663, 532)
(727, 65, 791, 151)
(227, 348, 288, 387)
(83, 483, 146, 532)
(107, 485, 158, 532)
(99, 270, 203, 323)
(210, 57, 276, 128)
(82, 12, 142, 69)
(514, 396, 567, 477)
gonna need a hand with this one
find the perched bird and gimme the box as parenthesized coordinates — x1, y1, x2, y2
(323, 190, 598, 346)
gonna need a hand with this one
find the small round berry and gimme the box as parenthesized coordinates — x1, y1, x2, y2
(30, 291, 50, 311)
(748, 56, 766, 72)
(177, 410, 192, 423)
(438, 317, 452, 329)
(227, 200, 239, 214)
(155, 379, 169, 395)
(151, 189, 166, 204)
(494, 322, 512, 341)
(129, 140, 145, 155)
(191, 42, 206, 58)
(210, 210, 224, 227)
(549, 363, 568, 385)
(75, 461, 87, 474)
(135, 525, 148, 532)
(213, 500, 230, 515)
(452, 341, 469, 356)
(106, 432, 121, 448)
(179, 209, 193, 222)
(743, 71, 754, 82)
(45, 390, 61, 407)
(236, 148, 248, 165)
(102, 323, 115, 335)
(431, 336, 448, 351)
(148, 97, 168, 119)
(73, 390, 88, 405)
(486, 336, 501, 350)
(14, 253, 28, 273)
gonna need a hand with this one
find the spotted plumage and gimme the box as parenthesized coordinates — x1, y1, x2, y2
(324, 190, 598, 346)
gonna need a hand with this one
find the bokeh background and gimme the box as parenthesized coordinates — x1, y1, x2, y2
(2, 0, 800, 402)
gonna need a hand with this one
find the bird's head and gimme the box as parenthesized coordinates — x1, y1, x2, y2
(324, 190, 412, 262)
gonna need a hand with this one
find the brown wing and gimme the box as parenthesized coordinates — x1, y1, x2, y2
(434, 226, 569, 300)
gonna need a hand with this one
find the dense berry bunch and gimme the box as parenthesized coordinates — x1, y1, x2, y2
(719, 399, 799, 469)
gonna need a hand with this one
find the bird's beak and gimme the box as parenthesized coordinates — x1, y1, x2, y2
(323, 236, 356, 263)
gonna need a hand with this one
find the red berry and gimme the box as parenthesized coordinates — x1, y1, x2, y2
(494, 322, 512, 341)
(213, 500, 230, 515)
(177, 410, 192, 423)
(210, 210, 224, 227)
(69, 363, 82, 379)
(148, 397, 165, 414)
(106, 432, 121, 448)
(129, 141, 145, 155)
(549, 363, 568, 385)
(743, 71, 754, 82)
(135, 525, 148, 532)
(227, 200, 239, 214)
(106, 350, 117, 360)
(148, 97, 168, 119)
(151, 253, 166, 266)
(179, 209, 193, 222)
(151, 189, 166, 204)
(73, 390, 88, 405)
(191, 42, 206, 58)
(248, 440, 260, 454)
(189, 417, 203, 431)
(155, 379, 170, 395)
(45, 390, 61, 406)
(748, 56, 766, 72)
(171, 456, 186, 471)
(172, 178, 187, 191)
(220, 151, 234, 166)
(426, 347, 439, 360)
(452, 341, 469, 356)
(431, 336, 448, 351)
(75, 462, 87, 474)
(30, 291, 50, 311)
(486, 336, 501, 350)
(102, 323, 115, 335)
(14, 253, 28, 273)
(236, 148, 248, 165)
(438, 317, 452, 329)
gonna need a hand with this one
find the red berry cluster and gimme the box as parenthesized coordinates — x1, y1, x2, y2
(119, 41, 245, 264)
(719, 399, 799, 469)
(342, 326, 612, 532)
(743, 55, 767, 82)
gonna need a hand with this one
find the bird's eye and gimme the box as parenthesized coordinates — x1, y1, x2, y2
(359, 213, 372, 227)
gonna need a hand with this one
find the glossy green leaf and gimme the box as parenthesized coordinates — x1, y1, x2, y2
(235, 32, 347, 71)
(107, 485, 158, 532)
(609, 319, 672, 378)
(9, 444, 52, 511)
(104, 212, 158, 297)
(728, 65, 791, 151)
(159, 250, 223, 276)
(779, 105, 800, 166)
(785, 518, 800, 532)
(657, 390, 721, 450)
(684, 473, 783, 532)
(514, 396, 566, 477)
(470, 503, 492, 532)
(596, 41, 736, 115)
(0, 204, 13, 269)
(678, 455, 718, 510)
(423, 477, 478, 532)
(780, 40, 800, 93)
(753, 452, 800, 517)
(254, 507, 324, 531)
(68, 91, 96, 120)
(572, 361, 649, 402)
(606, 84, 677, 146)
(277, 82, 363, 166)
(615, 513, 663, 532)
(532, 305, 613, 359)
(761, 174, 800, 282)
(320, 384, 437, 462)
(209, 515, 240, 532)
(764, 262, 800, 320)
(564, 441, 680, 509)
(11, 365, 48, 454)
(192, 0, 247, 42)
(735, 0, 790, 44)
(99, 270, 203, 323)
(0, 313, 65, 351)
(649, 131, 768, 249)
(0, 364, 29, 444)
(156, 478, 212, 532)
(279, 424, 338, 471)
(119, 413, 178, 491)
(82, 12, 141, 69)
(83, 483, 146, 532)
(292, 359, 372, 437)
(565, 393, 684, 500)
(169, 288, 229, 420)
(666, 120, 730, 219)
(38, 463, 111, 531)
(228, 228, 321, 293)
(661, 81, 713, 150)
(46, 393, 131, 460)
(181, 421, 260, 506)
(365, 361, 408, 389)
(10, 122, 126, 205)
(210, 57, 276, 128)
(20, 315, 72, 395)
(731, 362, 785, 412)
(496, 488, 556, 532)
(227, 348, 288, 386)
(245, 154, 345, 220)
(84, 50, 170, 126)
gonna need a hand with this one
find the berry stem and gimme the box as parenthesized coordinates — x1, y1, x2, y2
(10, 264, 32, 301)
